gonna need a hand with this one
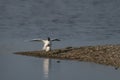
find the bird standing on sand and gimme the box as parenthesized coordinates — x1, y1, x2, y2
(31, 37, 60, 52)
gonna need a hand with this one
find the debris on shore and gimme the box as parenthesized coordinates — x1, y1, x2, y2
(15, 44, 120, 68)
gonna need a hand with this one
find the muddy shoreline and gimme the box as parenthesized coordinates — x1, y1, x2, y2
(15, 44, 120, 68)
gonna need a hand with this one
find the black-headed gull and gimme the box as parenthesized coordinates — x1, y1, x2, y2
(31, 37, 60, 52)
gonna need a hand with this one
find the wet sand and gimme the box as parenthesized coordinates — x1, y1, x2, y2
(15, 44, 120, 68)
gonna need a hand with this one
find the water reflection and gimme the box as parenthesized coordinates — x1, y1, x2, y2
(43, 59, 51, 79)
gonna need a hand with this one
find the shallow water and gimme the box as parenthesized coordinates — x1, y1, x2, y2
(1, 54, 120, 80)
(0, 0, 120, 80)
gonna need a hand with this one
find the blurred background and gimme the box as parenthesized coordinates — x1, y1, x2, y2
(0, 0, 120, 80)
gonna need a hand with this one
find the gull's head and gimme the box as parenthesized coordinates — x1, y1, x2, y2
(48, 37, 51, 41)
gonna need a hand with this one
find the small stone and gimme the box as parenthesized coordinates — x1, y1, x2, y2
(57, 60, 60, 63)
(115, 67, 119, 70)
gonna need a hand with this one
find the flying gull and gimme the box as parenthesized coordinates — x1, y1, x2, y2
(31, 37, 60, 52)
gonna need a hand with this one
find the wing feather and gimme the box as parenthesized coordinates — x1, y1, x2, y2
(30, 38, 43, 42)
(52, 39, 60, 41)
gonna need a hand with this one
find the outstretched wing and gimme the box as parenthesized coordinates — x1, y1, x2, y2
(52, 39, 60, 41)
(30, 38, 43, 42)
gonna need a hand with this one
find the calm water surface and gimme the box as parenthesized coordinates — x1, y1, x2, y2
(0, 0, 120, 80)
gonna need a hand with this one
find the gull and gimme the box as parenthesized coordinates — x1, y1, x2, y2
(31, 37, 60, 52)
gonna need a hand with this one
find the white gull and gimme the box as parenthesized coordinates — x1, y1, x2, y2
(31, 37, 60, 52)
